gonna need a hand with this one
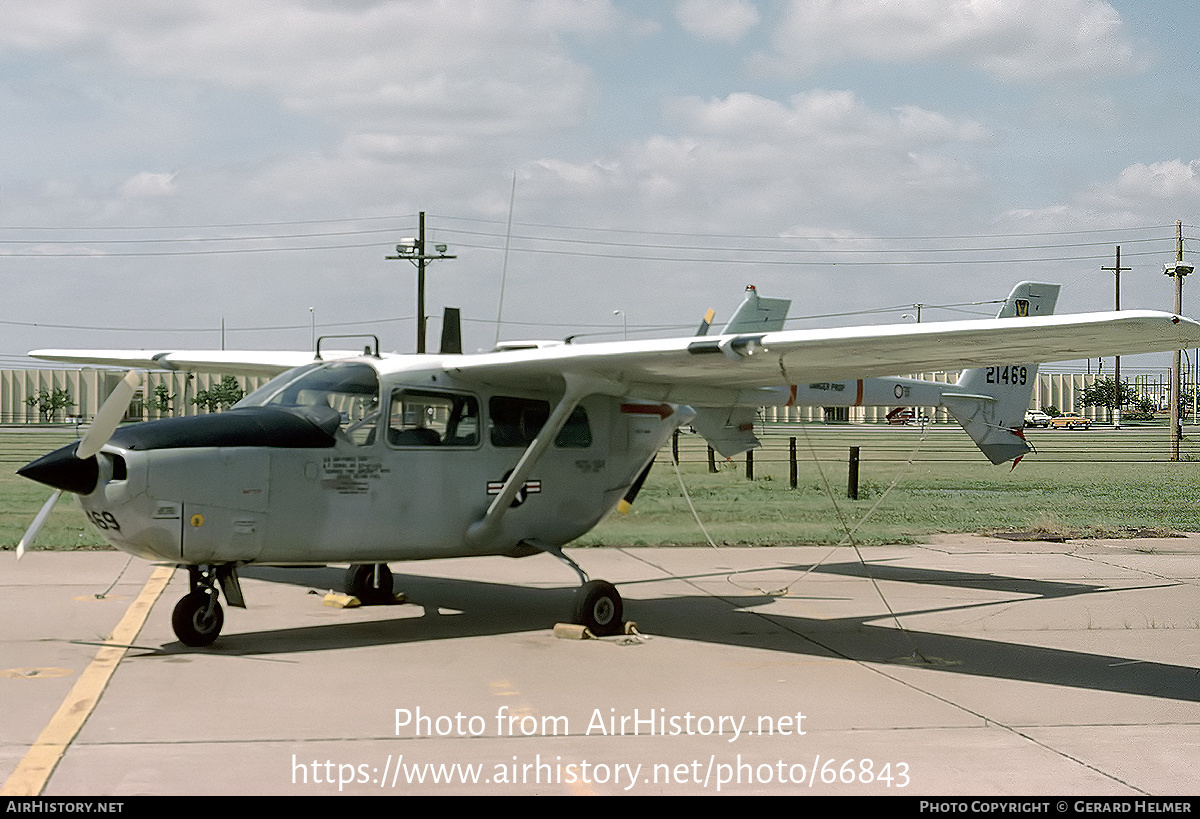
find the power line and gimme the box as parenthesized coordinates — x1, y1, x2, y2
(0, 226, 403, 245)
(0, 214, 1188, 267)
(433, 212, 1174, 242)
(0, 315, 414, 333)
(435, 225, 1172, 254)
(0, 213, 418, 231)
(0, 240, 393, 258)
(0, 214, 1180, 246)
(446, 238, 1171, 266)
(0, 297, 1008, 337)
(5, 239, 1172, 265)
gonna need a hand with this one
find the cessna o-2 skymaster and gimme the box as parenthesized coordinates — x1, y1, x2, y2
(16, 282, 1200, 647)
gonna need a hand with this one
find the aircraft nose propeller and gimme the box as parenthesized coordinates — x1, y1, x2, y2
(17, 443, 99, 494)
(14, 370, 139, 559)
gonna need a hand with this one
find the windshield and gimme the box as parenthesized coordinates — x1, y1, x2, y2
(236, 361, 380, 444)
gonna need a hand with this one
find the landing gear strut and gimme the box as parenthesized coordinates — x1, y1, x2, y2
(345, 563, 394, 605)
(172, 565, 224, 647)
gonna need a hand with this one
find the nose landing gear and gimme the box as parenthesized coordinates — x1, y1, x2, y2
(170, 564, 244, 647)
(172, 566, 224, 647)
(172, 591, 224, 647)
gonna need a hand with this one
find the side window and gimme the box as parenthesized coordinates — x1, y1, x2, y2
(488, 396, 591, 449)
(489, 396, 548, 447)
(388, 390, 479, 447)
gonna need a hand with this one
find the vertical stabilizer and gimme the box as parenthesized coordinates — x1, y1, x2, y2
(944, 282, 1060, 464)
(721, 285, 791, 334)
(690, 286, 788, 456)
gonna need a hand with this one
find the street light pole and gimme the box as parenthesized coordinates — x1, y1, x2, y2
(1164, 221, 1192, 460)
(417, 211, 426, 354)
(1102, 246, 1129, 428)
(613, 309, 627, 340)
(386, 211, 457, 353)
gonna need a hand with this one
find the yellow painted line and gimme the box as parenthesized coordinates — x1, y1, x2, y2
(0, 564, 175, 797)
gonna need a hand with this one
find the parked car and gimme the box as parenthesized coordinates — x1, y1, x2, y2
(1048, 412, 1091, 429)
(1024, 410, 1051, 428)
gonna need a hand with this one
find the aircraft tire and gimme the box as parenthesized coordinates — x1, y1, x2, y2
(572, 580, 623, 636)
(172, 592, 224, 647)
(345, 563, 394, 605)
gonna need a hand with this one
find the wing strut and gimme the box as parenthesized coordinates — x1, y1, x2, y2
(465, 373, 619, 547)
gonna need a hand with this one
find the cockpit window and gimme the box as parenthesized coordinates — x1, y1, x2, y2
(388, 390, 479, 447)
(236, 361, 380, 445)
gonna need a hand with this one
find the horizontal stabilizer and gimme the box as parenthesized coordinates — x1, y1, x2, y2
(942, 394, 1032, 465)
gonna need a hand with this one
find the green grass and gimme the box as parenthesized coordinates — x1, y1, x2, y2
(0, 427, 107, 550)
(4, 422, 1200, 552)
(580, 422, 1200, 546)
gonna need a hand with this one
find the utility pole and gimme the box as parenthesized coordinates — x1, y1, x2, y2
(1102, 246, 1129, 427)
(1164, 220, 1193, 460)
(386, 211, 457, 353)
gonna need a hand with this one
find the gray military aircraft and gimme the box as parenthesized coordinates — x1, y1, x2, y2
(16, 282, 1200, 647)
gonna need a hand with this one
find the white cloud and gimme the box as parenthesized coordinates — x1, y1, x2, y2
(524, 90, 989, 231)
(762, 0, 1139, 81)
(0, 0, 620, 136)
(1105, 160, 1200, 203)
(119, 171, 177, 198)
(0, 0, 1186, 355)
(996, 160, 1200, 236)
(674, 0, 760, 43)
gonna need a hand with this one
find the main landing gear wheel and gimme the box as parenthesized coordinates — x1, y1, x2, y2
(345, 563, 394, 605)
(172, 591, 224, 647)
(572, 580, 623, 636)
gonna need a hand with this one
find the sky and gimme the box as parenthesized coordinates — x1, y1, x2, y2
(2, 0, 1200, 372)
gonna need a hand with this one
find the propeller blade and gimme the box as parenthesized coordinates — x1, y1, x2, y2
(77, 371, 140, 459)
(617, 457, 655, 514)
(17, 489, 63, 559)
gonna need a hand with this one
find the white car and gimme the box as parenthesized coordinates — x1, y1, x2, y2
(1024, 410, 1051, 428)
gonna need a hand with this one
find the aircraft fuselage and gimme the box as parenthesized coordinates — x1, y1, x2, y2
(30, 361, 678, 567)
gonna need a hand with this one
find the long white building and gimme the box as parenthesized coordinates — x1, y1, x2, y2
(0, 368, 270, 425)
(1, 366, 1177, 426)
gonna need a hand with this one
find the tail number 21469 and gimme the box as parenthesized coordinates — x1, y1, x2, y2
(985, 365, 1028, 386)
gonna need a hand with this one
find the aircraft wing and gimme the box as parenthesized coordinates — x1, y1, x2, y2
(446, 310, 1200, 400)
(30, 310, 1200, 398)
(27, 349, 359, 378)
